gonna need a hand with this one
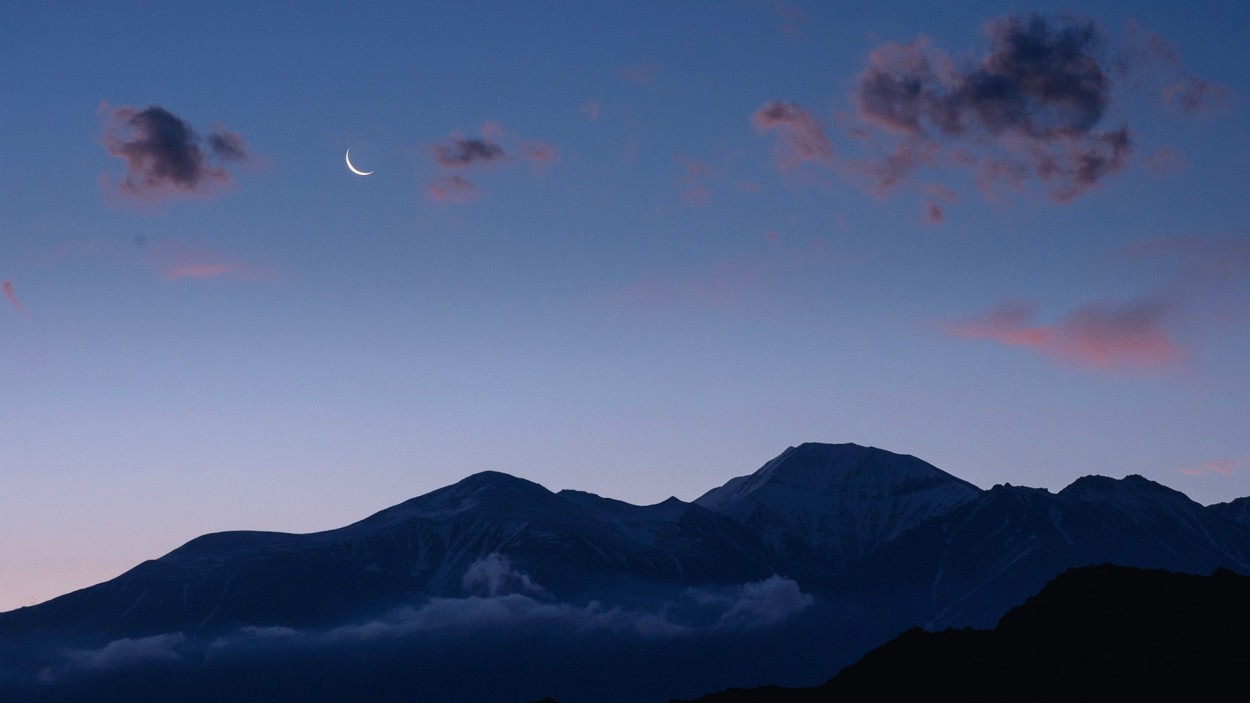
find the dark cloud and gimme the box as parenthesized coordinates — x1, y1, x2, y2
(207, 129, 248, 161)
(750, 101, 834, 171)
(433, 138, 507, 168)
(852, 15, 1133, 202)
(427, 125, 556, 203)
(100, 104, 248, 200)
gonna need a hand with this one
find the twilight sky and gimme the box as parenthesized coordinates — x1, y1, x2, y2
(2, 1, 1248, 611)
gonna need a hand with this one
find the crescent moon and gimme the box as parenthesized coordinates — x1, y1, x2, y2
(345, 149, 373, 176)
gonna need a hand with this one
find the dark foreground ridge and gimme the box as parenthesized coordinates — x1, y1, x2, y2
(673, 565, 1250, 701)
(3, 443, 1248, 703)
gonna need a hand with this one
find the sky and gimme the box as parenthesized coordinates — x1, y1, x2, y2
(2, 0, 1248, 611)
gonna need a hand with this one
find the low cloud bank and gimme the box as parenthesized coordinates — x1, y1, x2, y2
(42, 555, 812, 681)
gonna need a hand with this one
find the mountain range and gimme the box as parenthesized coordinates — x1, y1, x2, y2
(4, 442, 1248, 702)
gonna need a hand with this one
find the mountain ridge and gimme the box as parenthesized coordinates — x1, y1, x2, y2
(3, 441, 1248, 703)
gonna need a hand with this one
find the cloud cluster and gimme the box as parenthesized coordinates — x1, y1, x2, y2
(100, 104, 248, 201)
(751, 101, 834, 172)
(853, 15, 1132, 202)
(426, 126, 555, 203)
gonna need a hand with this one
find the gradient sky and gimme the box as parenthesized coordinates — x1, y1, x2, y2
(2, 1, 1248, 611)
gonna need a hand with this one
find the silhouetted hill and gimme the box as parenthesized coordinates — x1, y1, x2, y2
(676, 565, 1250, 701)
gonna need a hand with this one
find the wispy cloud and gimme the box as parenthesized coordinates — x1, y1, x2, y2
(146, 242, 278, 283)
(944, 235, 1250, 373)
(618, 61, 657, 86)
(945, 298, 1182, 371)
(1177, 458, 1243, 478)
(1121, 21, 1232, 116)
(521, 140, 559, 173)
(676, 155, 714, 205)
(99, 103, 248, 201)
(427, 175, 479, 203)
(751, 101, 834, 172)
(1140, 147, 1189, 177)
(611, 257, 786, 316)
(3, 280, 28, 316)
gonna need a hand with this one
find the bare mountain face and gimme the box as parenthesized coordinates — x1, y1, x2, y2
(3, 443, 1248, 703)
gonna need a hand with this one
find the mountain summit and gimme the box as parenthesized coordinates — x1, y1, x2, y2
(696, 443, 982, 569)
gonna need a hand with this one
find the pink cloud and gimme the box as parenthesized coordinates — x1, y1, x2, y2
(3, 280, 28, 316)
(949, 235, 1250, 372)
(522, 140, 559, 172)
(1178, 458, 1244, 478)
(1141, 147, 1189, 177)
(618, 61, 657, 86)
(771, 0, 806, 40)
(146, 243, 277, 283)
(751, 101, 834, 172)
(945, 298, 1183, 372)
(99, 103, 248, 202)
(923, 183, 958, 224)
(427, 175, 479, 203)
(676, 155, 714, 206)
